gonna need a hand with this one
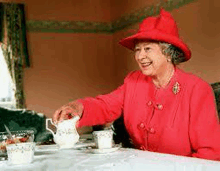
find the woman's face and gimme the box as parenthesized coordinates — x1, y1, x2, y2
(134, 41, 170, 77)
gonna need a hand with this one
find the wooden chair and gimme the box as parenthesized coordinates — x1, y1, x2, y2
(211, 82, 220, 119)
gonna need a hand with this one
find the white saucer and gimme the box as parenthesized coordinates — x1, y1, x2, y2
(35, 144, 59, 152)
(85, 144, 121, 154)
(35, 141, 95, 152)
(73, 141, 95, 149)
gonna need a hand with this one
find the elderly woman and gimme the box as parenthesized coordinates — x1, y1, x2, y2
(53, 9, 220, 160)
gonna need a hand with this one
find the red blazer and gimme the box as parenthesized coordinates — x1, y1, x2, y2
(78, 67, 220, 161)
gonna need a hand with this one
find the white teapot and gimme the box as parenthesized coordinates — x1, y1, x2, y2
(46, 116, 80, 149)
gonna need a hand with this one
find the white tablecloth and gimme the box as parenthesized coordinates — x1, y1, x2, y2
(0, 147, 219, 171)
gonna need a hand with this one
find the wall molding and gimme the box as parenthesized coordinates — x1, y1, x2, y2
(27, 0, 197, 34)
(27, 20, 112, 34)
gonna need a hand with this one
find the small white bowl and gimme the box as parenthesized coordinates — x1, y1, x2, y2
(6, 142, 35, 165)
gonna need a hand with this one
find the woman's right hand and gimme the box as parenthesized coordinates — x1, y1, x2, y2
(52, 100, 84, 124)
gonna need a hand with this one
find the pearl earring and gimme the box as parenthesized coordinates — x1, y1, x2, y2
(167, 58, 171, 62)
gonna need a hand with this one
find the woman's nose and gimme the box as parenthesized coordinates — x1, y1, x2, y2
(137, 49, 146, 61)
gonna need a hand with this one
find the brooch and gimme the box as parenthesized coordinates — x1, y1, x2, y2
(172, 82, 180, 94)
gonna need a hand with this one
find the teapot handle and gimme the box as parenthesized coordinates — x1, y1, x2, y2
(46, 118, 57, 137)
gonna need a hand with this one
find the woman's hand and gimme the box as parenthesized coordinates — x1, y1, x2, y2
(52, 100, 84, 124)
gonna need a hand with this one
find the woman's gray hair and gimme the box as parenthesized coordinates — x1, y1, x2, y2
(159, 42, 186, 65)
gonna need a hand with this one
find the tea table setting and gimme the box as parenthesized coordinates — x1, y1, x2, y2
(0, 116, 220, 171)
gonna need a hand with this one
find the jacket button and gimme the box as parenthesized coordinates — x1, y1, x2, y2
(157, 104, 163, 110)
(147, 101, 152, 106)
(148, 127, 155, 134)
(138, 122, 145, 129)
(140, 145, 146, 150)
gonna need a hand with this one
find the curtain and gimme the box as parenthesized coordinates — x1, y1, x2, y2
(0, 3, 30, 109)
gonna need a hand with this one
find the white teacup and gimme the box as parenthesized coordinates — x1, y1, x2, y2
(93, 130, 113, 149)
(6, 142, 35, 165)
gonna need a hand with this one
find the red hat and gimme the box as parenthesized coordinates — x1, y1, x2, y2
(119, 9, 191, 61)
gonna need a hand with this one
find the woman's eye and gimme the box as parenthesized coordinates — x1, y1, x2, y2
(134, 48, 140, 52)
(144, 47, 150, 52)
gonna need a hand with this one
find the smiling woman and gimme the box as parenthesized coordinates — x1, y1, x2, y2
(0, 48, 15, 109)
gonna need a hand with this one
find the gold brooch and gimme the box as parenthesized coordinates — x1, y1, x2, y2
(172, 82, 180, 94)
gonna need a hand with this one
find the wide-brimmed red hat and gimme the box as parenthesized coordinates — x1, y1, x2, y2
(119, 8, 191, 61)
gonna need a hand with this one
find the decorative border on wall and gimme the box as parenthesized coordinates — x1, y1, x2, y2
(27, 0, 197, 34)
(27, 20, 112, 34)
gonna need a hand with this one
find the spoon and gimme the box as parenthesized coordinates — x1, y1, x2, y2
(4, 124, 12, 139)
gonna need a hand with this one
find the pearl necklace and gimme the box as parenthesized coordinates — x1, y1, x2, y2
(154, 68, 175, 89)
(165, 68, 175, 85)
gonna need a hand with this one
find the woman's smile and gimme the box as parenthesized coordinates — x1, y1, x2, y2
(140, 62, 152, 69)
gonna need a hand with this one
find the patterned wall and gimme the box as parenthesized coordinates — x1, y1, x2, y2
(27, 0, 197, 33)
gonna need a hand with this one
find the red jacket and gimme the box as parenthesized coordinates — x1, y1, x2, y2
(78, 68, 220, 161)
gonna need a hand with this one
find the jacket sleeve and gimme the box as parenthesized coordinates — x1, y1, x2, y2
(77, 84, 125, 127)
(77, 71, 136, 127)
(189, 80, 220, 160)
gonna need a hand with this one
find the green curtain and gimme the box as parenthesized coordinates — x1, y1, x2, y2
(0, 3, 30, 109)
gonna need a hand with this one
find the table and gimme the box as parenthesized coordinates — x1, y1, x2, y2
(0, 145, 219, 171)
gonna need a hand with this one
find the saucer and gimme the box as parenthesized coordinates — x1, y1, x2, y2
(35, 144, 59, 152)
(86, 144, 121, 154)
(73, 141, 96, 149)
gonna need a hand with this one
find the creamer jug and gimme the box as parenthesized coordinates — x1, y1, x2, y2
(46, 116, 80, 149)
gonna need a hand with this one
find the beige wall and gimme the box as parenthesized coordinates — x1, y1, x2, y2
(25, 33, 115, 115)
(25, 32, 115, 134)
(174, 0, 220, 83)
(1, 0, 112, 21)
(111, 0, 155, 20)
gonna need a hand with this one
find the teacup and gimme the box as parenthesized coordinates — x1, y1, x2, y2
(93, 130, 113, 149)
(6, 142, 35, 165)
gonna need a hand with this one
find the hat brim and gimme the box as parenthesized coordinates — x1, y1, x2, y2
(119, 30, 191, 61)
